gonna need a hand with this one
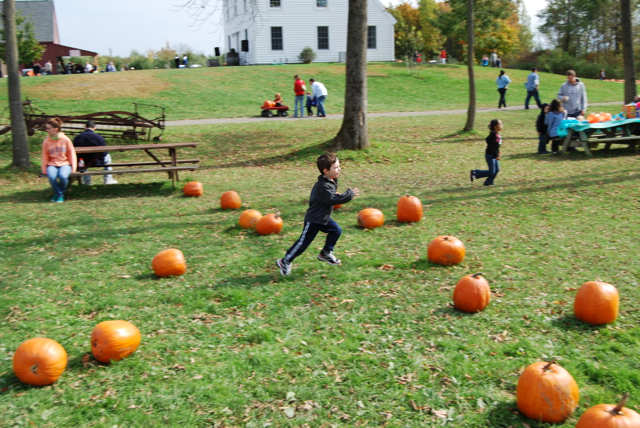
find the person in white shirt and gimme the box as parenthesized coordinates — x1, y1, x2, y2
(85, 62, 93, 73)
(309, 79, 328, 117)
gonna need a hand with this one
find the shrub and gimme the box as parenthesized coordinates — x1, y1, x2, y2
(299, 47, 316, 64)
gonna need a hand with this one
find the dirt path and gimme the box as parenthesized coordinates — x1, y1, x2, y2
(165, 101, 622, 127)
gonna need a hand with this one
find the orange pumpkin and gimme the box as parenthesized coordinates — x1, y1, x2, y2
(333, 204, 343, 209)
(357, 208, 385, 229)
(239, 209, 263, 229)
(152, 248, 187, 277)
(13, 338, 67, 386)
(453, 273, 491, 313)
(427, 236, 465, 265)
(600, 113, 612, 122)
(574, 281, 619, 325)
(256, 213, 283, 235)
(220, 191, 242, 210)
(263, 100, 275, 108)
(91, 320, 141, 363)
(396, 195, 423, 223)
(588, 113, 601, 123)
(576, 393, 640, 428)
(516, 361, 580, 423)
(183, 181, 203, 197)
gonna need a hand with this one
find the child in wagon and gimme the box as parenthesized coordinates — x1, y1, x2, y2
(274, 93, 284, 107)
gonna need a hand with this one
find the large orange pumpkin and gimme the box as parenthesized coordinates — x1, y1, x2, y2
(574, 281, 619, 325)
(516, 361, 580, 423)
(91, 320, 141, 363)
(220, 191, 242, 210)
(256, 213, 283, 235)
(576, 393, 640, 428)
(600, 113, 612, 122)
(152, 248, 187, 277)
(427, 236, 465, 265)
(396, 195, 423, 223)
(13, 338, 67, 386)
(453, 273, 491, 313)
(357, 208, 385, 229)
(263, 100, 275, 109)
(239, 209, 263, 229)
(183, 181, 203, 197)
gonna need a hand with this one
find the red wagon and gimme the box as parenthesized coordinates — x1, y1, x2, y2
(261, 105, 289, 117)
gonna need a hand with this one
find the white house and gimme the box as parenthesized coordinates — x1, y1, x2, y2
(223, 0, 397, 65)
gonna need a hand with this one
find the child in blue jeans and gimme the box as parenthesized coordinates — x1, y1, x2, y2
(277, 153, 360, 276)
(470, 119, 502, 186)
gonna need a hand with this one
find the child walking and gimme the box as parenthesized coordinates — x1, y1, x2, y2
(536, 103, 550, 154)
(470, 119, 502, 186)
(277, 153, 360, 276)
(545, 99, 567, 153)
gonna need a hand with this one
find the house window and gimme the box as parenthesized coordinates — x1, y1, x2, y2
(270, 0, 281, 7)
(228, 35, 231, 51)
(234, 0, 238, 17)
(317, 26, 329, 50)
(245, 29, 248, 40)
(271, 27, 283, 50)
(244, 0, 247, 12)
(367, 26, 377, 49)
(317, 0, 327, 6)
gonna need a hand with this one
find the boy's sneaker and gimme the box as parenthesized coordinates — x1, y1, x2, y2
(317, 250, 341, 266)
(276, 258, 292, 276)
(470, 170, 475, 182)
(104, 178, 118, 185)
(55, 195, 64, 203)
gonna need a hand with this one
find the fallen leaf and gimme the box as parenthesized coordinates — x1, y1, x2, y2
(378, 264, 394, 271)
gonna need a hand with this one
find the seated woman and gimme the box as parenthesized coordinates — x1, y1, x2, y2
(41, 117, 77, 202)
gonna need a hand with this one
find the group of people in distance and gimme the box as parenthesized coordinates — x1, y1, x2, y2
(293, 75, 328, 117)
(41, 119, 116, 203)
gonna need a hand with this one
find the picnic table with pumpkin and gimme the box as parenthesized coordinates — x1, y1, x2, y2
(556, 116, 640, 155)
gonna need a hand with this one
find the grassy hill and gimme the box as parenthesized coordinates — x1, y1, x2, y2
(0, 65, 638, 427)
(0, 62, 624, 121)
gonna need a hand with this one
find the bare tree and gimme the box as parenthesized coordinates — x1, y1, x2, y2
(620, 0, 636, 104)
(2, 0, 30, 170)
(331, 0, 369, 151)
(463, 0, 475, 132)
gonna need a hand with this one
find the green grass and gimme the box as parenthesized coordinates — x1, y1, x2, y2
(0, 62, 623, 121)
(2, 101, 640, 426)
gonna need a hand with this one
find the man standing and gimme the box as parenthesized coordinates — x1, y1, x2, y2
(524, 67, 542, 110)
(310, 78, 328, 117)
(174, 55, 180, 68)
(557, 70, 588, 118)
(293, 75, 306, 117)
(439, 48, 447, 64)
(73, 120, 117, 185)
(490, 50, 498, 67)
(182, 54, 189, 68)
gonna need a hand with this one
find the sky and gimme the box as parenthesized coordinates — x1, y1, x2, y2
(53, 0, 547, 58)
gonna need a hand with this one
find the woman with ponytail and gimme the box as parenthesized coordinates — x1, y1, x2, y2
(41, 117, 76, 202)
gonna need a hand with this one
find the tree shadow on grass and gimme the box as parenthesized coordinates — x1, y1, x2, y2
(506, 147, 638, 161)
(484, 401, 548, 427)
(1, 182, 174, 203)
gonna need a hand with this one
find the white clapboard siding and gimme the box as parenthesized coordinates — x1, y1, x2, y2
(224, 0, 396, 65)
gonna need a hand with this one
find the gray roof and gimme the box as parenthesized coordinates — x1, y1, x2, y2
(0, 1, 59, 43)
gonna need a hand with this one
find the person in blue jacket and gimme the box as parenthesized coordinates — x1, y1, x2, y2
(545, 99, 567, 153)
(496, 70, 511, 109)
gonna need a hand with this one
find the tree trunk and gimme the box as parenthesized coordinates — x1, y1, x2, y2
(620, 0, 636, 104)
(3, 0, 30, 170)
(463, 0, 475, 132)
(331, 0, 369, 150)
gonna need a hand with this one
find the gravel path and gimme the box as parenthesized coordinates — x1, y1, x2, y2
(165, 101, 622, 127)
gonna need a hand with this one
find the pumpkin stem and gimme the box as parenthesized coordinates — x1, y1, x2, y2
(471, 273, 484, 278)
(543, 359, 557, 371)
(610, 393, 630, 415)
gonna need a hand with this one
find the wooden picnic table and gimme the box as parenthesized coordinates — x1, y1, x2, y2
(559, 118, 640, 155)
(72, 142, 199, 188)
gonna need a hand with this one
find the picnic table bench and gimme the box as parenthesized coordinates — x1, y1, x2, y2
(556, 118, 640, 155)
(72, 142, 199, 188)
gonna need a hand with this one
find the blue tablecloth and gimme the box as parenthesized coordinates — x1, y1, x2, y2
(557, 117, 640, 138)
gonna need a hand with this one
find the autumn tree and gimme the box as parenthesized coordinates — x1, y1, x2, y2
(0, 10, 45, 66)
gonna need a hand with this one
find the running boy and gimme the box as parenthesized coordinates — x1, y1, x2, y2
(277, 154, 360, 276)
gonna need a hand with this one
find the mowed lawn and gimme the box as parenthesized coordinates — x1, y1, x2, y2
(1, 66, 639, 427)
(0, 62, 623, 120)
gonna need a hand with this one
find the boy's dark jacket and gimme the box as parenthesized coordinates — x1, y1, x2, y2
(536, 103, 549, 134)
(305, 176, 355, 224)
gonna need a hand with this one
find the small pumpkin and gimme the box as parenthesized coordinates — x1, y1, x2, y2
(91, 320, 141, 363)
(574, 281, 619, 325)
(600, 113, 612, 122)
(256, 213, 284, 235)
(588, 113, 601, 123)
(396, 195, 423, 223)
(453, 273, 491, 313)
(152, 248, 187, 277)
(220, 191, 242, 210)
(239, 209, 263, 229)
(516, 360, 580, 423)
(357, 208, 385, 229)
(427, 236, 465, 265)
(13, 338, 67, 386)
(183, 181, 203, 197)
(576, 393, 640, 428)
(333, 204, 343, 210)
